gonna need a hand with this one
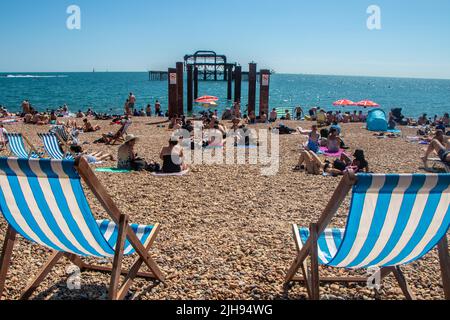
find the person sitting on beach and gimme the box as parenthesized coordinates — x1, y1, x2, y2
(76, 110, 85, 118)
(418, 113, 429, 126)
(358, 111, 367, 122)
(294, 106, 303, 120)
(248, 111, 257, 124)
(205, 125, 225, 148)
(0, 124, 8, 150)
(160, 136, 188, 173)
(21, 100, 31, 116)
(330, 121, 341, 136)
(294, 149, 323, 174)
(283, 110, 291, 121)
(316, 110, 327, 126)
(308, 108, 317, 121)
(168, 117, 182, 130)
(155, 100, 162, 116)
(259, 112, 267, 123)
(326, 150, 370, 176)
(422, 130, 450, 168)
(298, 125, 320, 153)
(146, 104, 152, 117)
(441, 113, 449, 127)
(294, 149, 369, 176)
(100, 116, 132, 144)
(388, 112, 397, 130)
(269, 109, 277, 122)
(326, 128, 341, 153)
(86, 108, 94, 117)
(82, 118, 100, 132)
(82, 151, 115, 164)
(117, 134, 143, 171)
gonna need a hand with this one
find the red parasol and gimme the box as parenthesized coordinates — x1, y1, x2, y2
(333, 99, 356, 106)
(195, 96, 219, 103)
(356, 100, 380, 107)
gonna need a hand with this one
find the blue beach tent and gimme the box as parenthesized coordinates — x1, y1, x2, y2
(367, 108, 388, 132)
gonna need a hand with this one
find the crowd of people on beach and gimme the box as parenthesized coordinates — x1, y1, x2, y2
(1, 93, 449, 174)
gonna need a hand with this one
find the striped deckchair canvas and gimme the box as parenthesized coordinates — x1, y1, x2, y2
(51, 125, 69, 142)
(38, 133, 74, 160)
(285, 172, 450, 300)
(5, 133, 40, 159)
(275, 107, 294, 120)
(0, 157, 165, 300)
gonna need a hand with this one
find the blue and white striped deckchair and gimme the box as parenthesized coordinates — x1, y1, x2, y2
(0, 157, 165, 300)
(50, 125, 69, 142)
(285, 172, 450, 300)
(38, 133, 74, 160)
(275, 107, 294, 120)
(5, 133, 40, 159)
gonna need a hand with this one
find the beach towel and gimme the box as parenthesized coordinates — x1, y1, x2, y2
(152, 169, 189, 177)
(236, 144, 258, 149)
(319, 147, 345, 158)
(95, 167, 132, 173)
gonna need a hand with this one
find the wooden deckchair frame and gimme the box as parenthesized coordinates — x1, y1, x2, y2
(108, 121, 131, 146)
(0, 157, 165, 300)
(49, 131, 77, 158)
(284, 171, 450, 300)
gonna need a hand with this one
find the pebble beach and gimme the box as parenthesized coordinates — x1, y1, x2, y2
(0, 117, 448, 300)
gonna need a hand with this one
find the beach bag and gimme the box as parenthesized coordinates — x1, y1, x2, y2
(131, 158, 147, 171)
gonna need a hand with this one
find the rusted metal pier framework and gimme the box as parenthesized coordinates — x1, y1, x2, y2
(151, 50, 271, 118)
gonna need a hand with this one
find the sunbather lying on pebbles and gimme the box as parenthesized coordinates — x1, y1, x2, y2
(294, 149, 369, 176)
(422, 130, 450, 168)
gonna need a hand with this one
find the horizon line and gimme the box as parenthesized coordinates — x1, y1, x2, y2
(1, 70, 449, 81)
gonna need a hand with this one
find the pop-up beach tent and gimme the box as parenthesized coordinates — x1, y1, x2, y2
(367, 108, 388, 132)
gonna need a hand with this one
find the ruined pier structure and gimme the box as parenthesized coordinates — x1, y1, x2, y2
(149, 50, 271, 118)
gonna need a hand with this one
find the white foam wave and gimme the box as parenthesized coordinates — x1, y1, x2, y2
(3, 75, 68, 78)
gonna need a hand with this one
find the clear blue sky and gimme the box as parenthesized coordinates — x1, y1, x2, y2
(1, 0, 449, 79)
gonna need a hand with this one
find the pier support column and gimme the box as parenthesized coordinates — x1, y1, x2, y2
(259, 69, 270, 117)
(234, 66, 242, 104)
(168, 67, 178, 119)
(187, 64, 193, 113)
(176, 62, 184, 115)
(248, 63, 257, 116)
(227, 66, 233, 100)
(194, 67, 199, 99)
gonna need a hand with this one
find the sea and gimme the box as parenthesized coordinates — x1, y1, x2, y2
(0, 72, 449, 118)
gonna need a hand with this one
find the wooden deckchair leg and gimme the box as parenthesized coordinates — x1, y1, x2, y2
(309, 223, 320, 300)
(108, 214, 128, 300)
(437, 235, 450, 300)
(75, 157, 166, 283)
(20, 251, 65, 300)
(116, 224, 161, 300)
(0, 225, 17, 299)
(392, 266, 416, 300)
(301, 261, 313, 298)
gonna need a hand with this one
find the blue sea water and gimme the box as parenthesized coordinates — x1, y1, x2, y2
(0, 72, 449, 117)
